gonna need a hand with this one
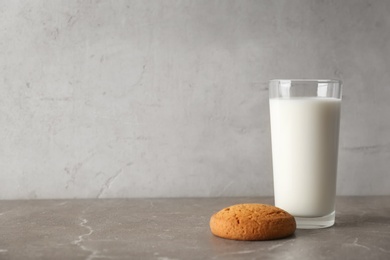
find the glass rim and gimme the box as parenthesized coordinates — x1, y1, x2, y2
(270, 79, 342, 84)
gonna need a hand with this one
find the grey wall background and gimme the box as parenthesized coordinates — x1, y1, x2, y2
(1, 0, 389, 199)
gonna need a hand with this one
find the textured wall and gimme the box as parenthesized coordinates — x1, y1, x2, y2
(1, 0, 389, 199)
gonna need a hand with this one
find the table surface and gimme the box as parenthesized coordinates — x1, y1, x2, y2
(0, 197, 389, 260)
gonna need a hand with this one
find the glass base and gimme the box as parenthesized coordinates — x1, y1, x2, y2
(295, 211, 335, 229)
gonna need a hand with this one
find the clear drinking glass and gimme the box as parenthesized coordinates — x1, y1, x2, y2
(269, 79, 342, 229)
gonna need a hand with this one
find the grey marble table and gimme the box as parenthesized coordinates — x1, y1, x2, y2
(0, 197, 389, 260)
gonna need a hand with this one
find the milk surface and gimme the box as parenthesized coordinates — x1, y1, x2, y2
(270, 97, 341, 217)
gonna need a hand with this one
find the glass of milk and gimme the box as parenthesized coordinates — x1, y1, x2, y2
(269, 79, 342, 229)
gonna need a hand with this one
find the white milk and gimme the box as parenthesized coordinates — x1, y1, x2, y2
(270, 97, 341, 217)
